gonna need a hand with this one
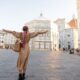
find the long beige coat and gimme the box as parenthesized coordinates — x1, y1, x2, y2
(12, 31, 39, 71)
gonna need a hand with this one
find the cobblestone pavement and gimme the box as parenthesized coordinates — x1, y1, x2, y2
(0, 49, 80, 80)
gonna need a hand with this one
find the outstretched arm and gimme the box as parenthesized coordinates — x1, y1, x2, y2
(3, 29, 14, 34)
(3, 29, 21, 38)
(30, 30, 48, 38)
(38, 30, 48, 34)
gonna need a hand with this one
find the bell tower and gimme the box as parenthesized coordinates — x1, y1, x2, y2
(77, 0, 80, 28)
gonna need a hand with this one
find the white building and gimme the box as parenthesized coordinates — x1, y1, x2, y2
(25, 14, 59, 51)
(54, 18, 65, 49)
(0, 31, 5, 48)
(51, 23, 59, 51)
(63, 28, 78, 49)
(66, 18, 78, 49)
(3, 33, 16, 45)
(0, 30, 16, 48)
(54, 18, 78, 50)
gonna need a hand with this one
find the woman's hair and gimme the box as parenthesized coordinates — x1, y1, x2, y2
(23, 26, 28, 32)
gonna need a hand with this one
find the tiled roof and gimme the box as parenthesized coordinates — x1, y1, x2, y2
(68, 19, 77, 28)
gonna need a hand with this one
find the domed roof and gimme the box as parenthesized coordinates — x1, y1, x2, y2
(35, 13, 50, 21)
(25, 13, 50, 25)
(67, 18, 77, 29)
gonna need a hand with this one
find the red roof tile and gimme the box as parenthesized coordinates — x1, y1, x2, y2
(68, 19, 77, 28)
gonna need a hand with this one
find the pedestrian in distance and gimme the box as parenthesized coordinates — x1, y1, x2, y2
(3, 26, 48, 80)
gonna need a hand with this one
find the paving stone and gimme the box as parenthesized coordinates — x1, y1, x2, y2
(0, 49, 80, 80)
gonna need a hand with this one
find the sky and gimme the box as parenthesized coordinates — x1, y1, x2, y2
(0, 0, 77, 31)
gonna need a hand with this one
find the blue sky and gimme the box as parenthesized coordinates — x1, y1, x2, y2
(0, 0, 77, 31)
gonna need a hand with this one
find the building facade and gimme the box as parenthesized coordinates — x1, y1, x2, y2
(25, 14, 59, 51)
(54, 18, 78, 50)
(77, 0, 80, 49)
(54, 18, 65, 49)
(0, 31, 5, 48)
(77, 0, 80, 28)
(3, 33, 16, 45)
(63, 28, 78, 49)
(0, 30, 16, 48)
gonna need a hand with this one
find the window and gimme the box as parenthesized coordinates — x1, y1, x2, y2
(34, 42, 39, 48)
(68, 42, 70, 44)
(40, 42, 44, 49)
(67, 34, 70, 37)
(45, 42, 50, 49)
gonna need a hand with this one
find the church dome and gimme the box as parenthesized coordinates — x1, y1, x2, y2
(35, 13, 50, 21)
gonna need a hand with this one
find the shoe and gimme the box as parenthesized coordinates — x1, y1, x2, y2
(18, 73, 23, 80)
(23, 73, 25, 79)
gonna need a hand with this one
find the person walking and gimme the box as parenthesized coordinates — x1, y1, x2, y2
(3, 26, 48, 80)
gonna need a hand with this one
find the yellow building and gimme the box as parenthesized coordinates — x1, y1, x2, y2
(77, 0, 80, 48)
(77, 0, 80, 28)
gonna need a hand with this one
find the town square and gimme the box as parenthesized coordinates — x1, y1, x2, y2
(0, 0, 80, 80)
